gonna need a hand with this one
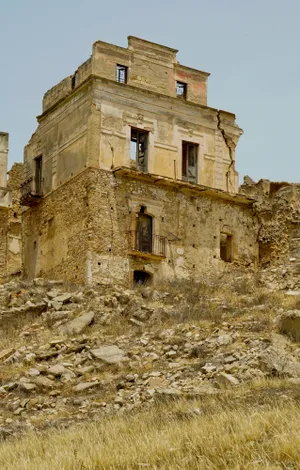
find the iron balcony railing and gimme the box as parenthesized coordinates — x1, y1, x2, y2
(20, 177, 43, 206)
(127, 230, 167, 257)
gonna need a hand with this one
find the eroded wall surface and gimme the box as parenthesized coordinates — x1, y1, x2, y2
(23, 170, 90, 283)
(23, 168, 258, 285)
(0, 162, 22, 281)
(6, 163, 23, 276)
(240, 178, 300, 289)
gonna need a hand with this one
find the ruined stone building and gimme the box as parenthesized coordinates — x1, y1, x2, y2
(20, 36, 259, 285)
(0, 133, 22, 280)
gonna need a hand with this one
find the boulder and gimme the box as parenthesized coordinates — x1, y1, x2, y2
(259, 347, 300, 377)
(52, 293, 72, 304)
(0, 348, 15, 362)
(58, 311, 94, 335)
(90, 346, 125, 364)
(215, 372, 240, 387)
(278, 310, 300, 341)
(72, 381, 100, 393)
(48, 364, 66, 376)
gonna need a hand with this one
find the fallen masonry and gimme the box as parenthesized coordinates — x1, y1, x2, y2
(1, 273, 300, 438)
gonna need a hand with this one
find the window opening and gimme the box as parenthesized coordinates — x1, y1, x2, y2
(137, 213, 153, 253)
(116, 64, 128, 83)
(130, 128, 148, 172)
(71, 72, 77, 90)
(182, 141, 198, 184)
(34, 155, 43, 195)
(134, 270, 152, 285)
(220, 233, 232, 262)
(176, 81, 187, 98)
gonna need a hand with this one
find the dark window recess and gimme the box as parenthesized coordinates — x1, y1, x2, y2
(220, 233, 233, 263)
(137, 212, 153, 253)
(34, 155, 43, 195)
(116, 64, 128, 83)
(134, 270, 152, 285)
(176, 81, 187, 98)
(182, 141, 198, 184)
(130, 128, 148, 172)
(71, 73, 77, 90)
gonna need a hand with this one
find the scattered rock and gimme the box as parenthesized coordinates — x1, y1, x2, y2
(72, 381, 100, 393)
(215, 372, 240, 387)
(58, 311, 95, 335)
(278, 311, 300, 341)
(90, 346, 125, 364)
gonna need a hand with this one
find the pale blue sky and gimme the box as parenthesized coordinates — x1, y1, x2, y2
(1, 0, 299, 182)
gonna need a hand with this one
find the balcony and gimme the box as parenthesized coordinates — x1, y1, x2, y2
(127, 230, 167, 259)
(20, 177, 43, 206)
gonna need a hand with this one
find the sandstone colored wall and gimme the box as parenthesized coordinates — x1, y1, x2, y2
(0, 132, 9, 188)
(6, 163, 23, 276)
(24, 83, 93, 193)
(22, 169, 91, 283)
(0, 162, 23, 281)
(240, 178, 300, 289)
(25, 36, 241, 198)
(23, 168, 258, 285)
(94, 81, 241, 193)
(0, 211, 8, 278)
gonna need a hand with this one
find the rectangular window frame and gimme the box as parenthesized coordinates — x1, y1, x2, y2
(176, 81, 187, 99)
(130, 128, 149, 173)
(34, 154, 43, 196)
(116, 64, 128, 84)
(182, 141, 198, 184)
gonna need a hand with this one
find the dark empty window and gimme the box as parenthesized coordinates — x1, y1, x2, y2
(220, 233, 233, 262)
(130, 128, 148, 172)
(71, 72, 77, 90)
(182, 141, 198, 184)
(176, 81, 187, 98)
(34, 155, 43, 195)
(116, 64, 128, 83)
(134, 270, 152, 285)
(137, 211, 153, 253)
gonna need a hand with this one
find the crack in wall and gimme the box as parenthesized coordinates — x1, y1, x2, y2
(216, 111, 235, 192)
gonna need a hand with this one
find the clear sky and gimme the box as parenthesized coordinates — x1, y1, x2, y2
(1, 0, 299, 182)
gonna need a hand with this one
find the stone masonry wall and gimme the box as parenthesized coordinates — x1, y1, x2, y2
(0, 211, 8, 278)
(22, 170, 91, 283)
(6, 163, 23, 276)
(240, 178, 300, 290)
(87, 169, 258, 285)
(22, 168, 258, 286)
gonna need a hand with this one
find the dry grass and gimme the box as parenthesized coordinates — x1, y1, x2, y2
(1, 386, 300, 469)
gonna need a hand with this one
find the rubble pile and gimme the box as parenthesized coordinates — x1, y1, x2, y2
(1, 276, 300, 438)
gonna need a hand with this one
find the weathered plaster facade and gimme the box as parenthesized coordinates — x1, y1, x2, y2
(21, 36, 258, 285)
(0, 133, 22, 281)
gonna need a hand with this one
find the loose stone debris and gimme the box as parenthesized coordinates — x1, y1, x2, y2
(1, 274, 300, 439)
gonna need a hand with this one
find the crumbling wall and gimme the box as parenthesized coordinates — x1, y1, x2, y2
(22, 167, 258, 285)
(22, 169, 90, 283)
(0, 211, 8, 277)
(6, 163, 23, 276)
(240, 177, 300, 289)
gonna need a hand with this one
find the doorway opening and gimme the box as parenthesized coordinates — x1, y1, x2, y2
(220, 233, 233, 262)
(133, 270, 152, 285)
(137, 210, 153, 253)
